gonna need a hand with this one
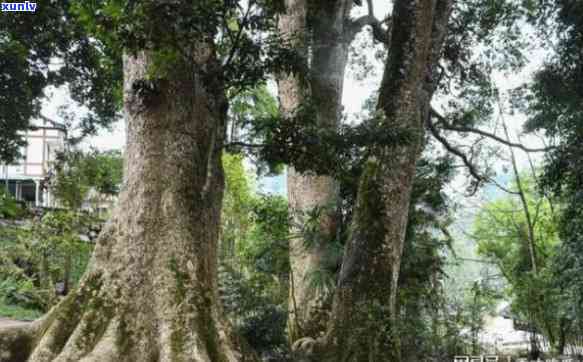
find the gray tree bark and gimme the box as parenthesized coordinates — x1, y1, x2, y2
(292, 1, 453, 361)
(278, 0, 356, 343)
(0, 47, 256, 362)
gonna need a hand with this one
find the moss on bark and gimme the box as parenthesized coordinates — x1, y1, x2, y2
(0, 324, 35, 362)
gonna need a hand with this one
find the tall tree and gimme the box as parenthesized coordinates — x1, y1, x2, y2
(290, 1, 453, 360)
(519, 0, 583, 344)
(1, 22, 249, 362)
(0, 0, 298, 360)
(277, 0, 388, 342)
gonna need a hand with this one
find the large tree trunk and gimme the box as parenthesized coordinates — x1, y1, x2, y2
(278, 0, 353, 343)
(0, 48, 256, 361)
(293, 1, 453, 361)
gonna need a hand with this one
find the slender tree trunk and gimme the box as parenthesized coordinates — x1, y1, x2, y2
(276, 0, 311, 340)
(40, 252, 57, 307)
(503, 121, 538, 273)
(557, 318, 567, 355)
(278, 0, 353, 343)
(62, 252, 71, 296)
(0, 48, 256, 361)
(292, 1, 453, 361)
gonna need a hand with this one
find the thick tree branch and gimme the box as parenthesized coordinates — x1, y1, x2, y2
(430, 108, 553, 153)
(365, 0, 373, 16)
(349, 15, 390, 44)
(426, 116, 484, 194)
(349, 0, 390, 44)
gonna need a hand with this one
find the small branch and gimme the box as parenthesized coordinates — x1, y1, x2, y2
(430, 108, 553, 153)
(39, 114, 68, 131)
(435, 62, 449, 89)
(531, 197, 543, 230)
(224, 141, 266, 149)
(222, 0, 254, 69)
(521, 133, 545, 230)
(453, 257, 497, 265)
(427, 115, 519, 195)
(502, 119, 538, 274)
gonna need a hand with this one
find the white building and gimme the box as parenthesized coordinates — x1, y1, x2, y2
(479, 302, 583, 356)
(0, 121, 66, 207)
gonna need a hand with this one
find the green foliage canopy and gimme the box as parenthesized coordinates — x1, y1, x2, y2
(473, 175, 572, 352)
(0, 210, 94, 312)
(517, 0, 583, 339)
(0, 1, 122, 162)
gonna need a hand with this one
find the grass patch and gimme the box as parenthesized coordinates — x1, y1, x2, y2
(0, 299, 42, 321)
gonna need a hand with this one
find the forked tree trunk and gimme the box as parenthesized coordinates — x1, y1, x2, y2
(278, 0, 354, 343)
(0, 48, 256, 362)
(293, 1, 453, 361)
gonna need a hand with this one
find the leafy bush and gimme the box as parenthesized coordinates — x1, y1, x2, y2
(238, 304, 289, 361)
(0, 189, 25, 219)
(219, 265, 290, 361)
(0, 276, 42, 310)
(0, 210, 95, 312)
(0, 222, 46, 311)
(50, 149, 123, 210)
(219, 153, 291, 359)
